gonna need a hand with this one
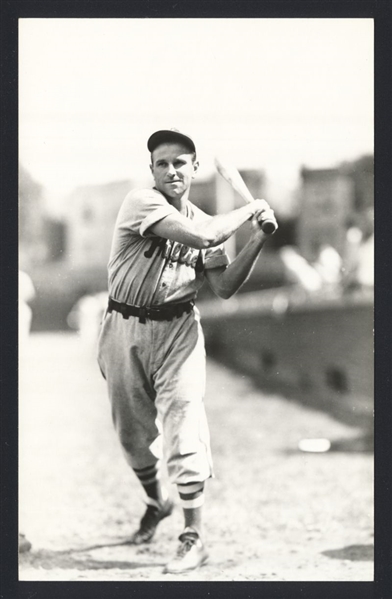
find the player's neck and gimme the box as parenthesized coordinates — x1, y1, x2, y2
(158, 188, 189, 215)
(171, 195, 189, 215)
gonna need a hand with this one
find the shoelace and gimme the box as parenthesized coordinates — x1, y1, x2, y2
(177, 536, 197, 557)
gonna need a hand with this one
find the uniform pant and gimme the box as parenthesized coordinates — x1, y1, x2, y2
(97, 306, 213, 486)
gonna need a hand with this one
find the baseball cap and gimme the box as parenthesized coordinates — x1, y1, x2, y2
(147, 128, 196, 155)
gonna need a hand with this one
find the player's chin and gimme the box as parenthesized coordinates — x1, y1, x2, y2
(164, 184, 185, 198)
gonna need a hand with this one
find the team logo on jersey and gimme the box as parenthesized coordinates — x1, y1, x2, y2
(144, 238, 203, 272)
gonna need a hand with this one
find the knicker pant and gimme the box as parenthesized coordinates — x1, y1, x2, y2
(97, 307, 213, 486)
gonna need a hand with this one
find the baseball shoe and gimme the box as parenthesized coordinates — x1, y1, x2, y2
(163, 527, 209, 574)
(129, 497, 174, 545)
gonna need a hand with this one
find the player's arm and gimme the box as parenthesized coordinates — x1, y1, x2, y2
(205, 209, 277, 299)
(150, 199, 268, 250)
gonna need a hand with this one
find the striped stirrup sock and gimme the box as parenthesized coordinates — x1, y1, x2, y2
(177, 481, 205, 509)
(133, 462, 168, 503)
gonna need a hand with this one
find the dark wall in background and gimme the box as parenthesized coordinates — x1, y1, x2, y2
(200, 291, 373, 429)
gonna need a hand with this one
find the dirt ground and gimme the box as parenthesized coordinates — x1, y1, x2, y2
(18, 332, 373, 582)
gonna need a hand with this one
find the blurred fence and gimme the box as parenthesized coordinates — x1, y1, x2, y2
(199, 287, 374, 428)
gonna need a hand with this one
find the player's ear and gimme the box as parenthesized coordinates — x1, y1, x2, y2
(149, 152, 155, 174)
(192, 160, 199, 179)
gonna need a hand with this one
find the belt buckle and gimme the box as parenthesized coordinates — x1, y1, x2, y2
(151, 305, 170, 321)
(147, 306, 159, 320)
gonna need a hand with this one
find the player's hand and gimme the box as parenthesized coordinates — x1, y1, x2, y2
(251, 199, 278, 236)
(249, 198, 270, 216)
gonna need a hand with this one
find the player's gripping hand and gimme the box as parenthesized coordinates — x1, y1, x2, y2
(251, 199, 278, 236)
(249, 198, 270, 217)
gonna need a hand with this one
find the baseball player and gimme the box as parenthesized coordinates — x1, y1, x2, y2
(97, 128, 276, 573)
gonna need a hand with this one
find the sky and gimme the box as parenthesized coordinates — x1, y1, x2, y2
(19, 18, 373, 215)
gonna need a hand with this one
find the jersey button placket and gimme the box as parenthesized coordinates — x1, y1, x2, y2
(157, 262, 175, 301)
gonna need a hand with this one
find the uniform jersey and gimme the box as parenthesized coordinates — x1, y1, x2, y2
(107, 188, 229, 306)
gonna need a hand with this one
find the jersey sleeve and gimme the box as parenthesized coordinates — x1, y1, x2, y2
(117, 188, 178, 238)
(203, 244, 230, 270)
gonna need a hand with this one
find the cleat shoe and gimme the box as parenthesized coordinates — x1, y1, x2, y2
(163, 527, 209, 573)
(129, 498, 174, 545)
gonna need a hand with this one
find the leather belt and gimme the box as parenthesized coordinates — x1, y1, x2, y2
(108, 298, 194, 324)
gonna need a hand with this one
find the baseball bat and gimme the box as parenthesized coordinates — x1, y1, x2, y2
(214, 157, 277, 234)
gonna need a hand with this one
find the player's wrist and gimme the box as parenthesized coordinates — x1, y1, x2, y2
(245, 203, 258, 219)
(250, 219, 268, 244)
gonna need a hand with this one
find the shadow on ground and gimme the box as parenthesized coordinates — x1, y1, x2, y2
(322, 544, 374, 562)
(19, 545, 165, 571)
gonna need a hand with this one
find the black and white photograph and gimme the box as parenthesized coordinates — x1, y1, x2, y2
(15, 14, 377, 587)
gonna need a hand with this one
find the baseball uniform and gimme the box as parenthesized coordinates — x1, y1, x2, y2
(97, 187, 229, 486)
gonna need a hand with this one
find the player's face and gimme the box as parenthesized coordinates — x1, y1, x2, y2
(150, 143, 198, 201)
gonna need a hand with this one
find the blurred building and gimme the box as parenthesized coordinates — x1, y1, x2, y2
(64, 180, 132, 270)
(43, 218, 67, 262)
(347, 155, 374, 213)
(297, 167, 353, 262)
(19, 165, 48, 269)
(297, 156, 374, 263)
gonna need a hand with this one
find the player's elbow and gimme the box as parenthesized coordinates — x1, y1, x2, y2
(192, 224, 221, 249)
(177, 235, 216, 251)
(212, 284, 235, 300)
(219, 288, 235, 300)
(197, 233, 221, 249)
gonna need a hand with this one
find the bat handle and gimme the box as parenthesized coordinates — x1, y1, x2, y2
(261, 218, 277, 234)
